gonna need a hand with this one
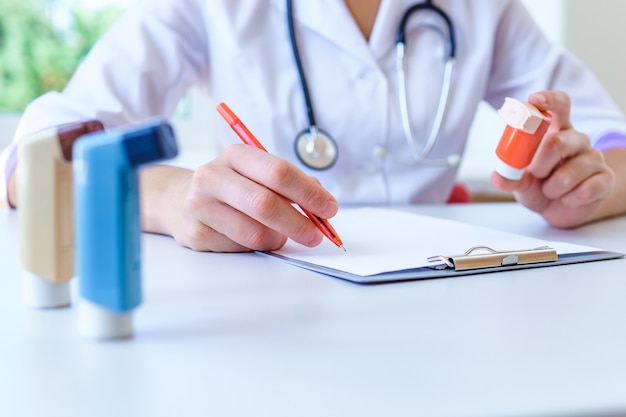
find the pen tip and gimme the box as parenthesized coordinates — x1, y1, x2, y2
(340, 245, 346, 252)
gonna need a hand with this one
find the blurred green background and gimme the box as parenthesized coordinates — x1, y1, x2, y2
(0, 0, 125, 112)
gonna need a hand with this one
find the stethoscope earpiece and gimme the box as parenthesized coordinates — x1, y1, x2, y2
(294, 127, 338, 170)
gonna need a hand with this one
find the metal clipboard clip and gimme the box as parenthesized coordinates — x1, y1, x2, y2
(427, 245, 558, 271)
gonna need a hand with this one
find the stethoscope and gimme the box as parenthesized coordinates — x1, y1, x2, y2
(286, 0, 461, 170)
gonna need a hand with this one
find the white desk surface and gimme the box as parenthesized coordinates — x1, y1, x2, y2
(1, 203, 626, 417)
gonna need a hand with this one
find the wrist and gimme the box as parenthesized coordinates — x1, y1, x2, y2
(140, 164, 193, 236)
(594, 131, 626, 151)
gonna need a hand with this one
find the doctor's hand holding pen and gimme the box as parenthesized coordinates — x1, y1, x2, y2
(139, 145, 339, 253)
(492, 90, 626, 228)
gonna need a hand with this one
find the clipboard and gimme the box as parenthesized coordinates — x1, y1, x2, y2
(259, 208, 625, 284)
(261, 247, 622, 284)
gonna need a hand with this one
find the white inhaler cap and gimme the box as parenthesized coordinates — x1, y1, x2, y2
(494, 159, 525, 181)
(21, 269, 71, 308)
(78, 298, 134, 340)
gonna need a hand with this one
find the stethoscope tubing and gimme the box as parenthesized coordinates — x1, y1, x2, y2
(396, 0, 456, 58)
(286, 0, 317, 128)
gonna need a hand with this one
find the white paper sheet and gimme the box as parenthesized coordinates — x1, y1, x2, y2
(271, 207, 603, 277)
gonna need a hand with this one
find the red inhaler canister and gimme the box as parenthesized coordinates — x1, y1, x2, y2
(495, 97, 552, 180)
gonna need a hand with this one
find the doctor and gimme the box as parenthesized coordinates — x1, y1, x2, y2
(3, 0, 626, 252)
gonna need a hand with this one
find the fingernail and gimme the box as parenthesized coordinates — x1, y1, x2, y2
(321, 200, 338, 218)
(532, 93, 547, 105)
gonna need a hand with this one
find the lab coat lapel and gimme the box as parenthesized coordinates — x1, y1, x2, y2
(271, 0, 378, 67)
(368, 0, 403, 61)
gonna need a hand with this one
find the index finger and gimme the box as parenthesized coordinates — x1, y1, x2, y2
(528, 90, 573, 131)
(228, 145, 338, 219)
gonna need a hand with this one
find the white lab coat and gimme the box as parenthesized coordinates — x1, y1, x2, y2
(8, 0, 626, 204)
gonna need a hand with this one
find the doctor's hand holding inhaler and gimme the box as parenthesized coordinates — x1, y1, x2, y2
(492, 91, 619, 229)
(3, 0, 626, 253)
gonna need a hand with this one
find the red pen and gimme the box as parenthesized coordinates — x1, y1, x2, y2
(216, 102, 345, 251)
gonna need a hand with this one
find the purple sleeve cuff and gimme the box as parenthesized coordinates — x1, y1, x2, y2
(2, 142, 18, 209)
(594, 132, 626, 152)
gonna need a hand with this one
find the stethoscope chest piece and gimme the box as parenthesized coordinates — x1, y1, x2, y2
(294, 127, 338, 170)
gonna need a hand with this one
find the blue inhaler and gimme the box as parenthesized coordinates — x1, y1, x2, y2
(73, 120, 178, 339)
